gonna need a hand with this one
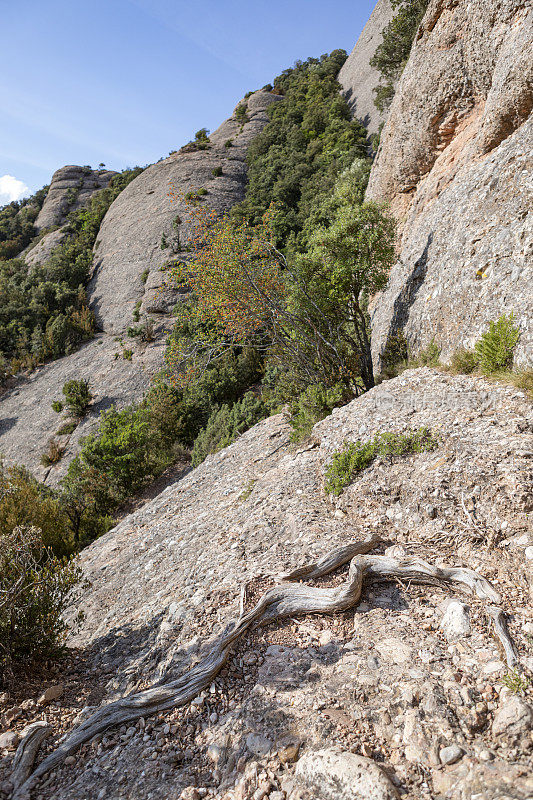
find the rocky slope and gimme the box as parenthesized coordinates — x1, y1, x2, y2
(337, 0, 393, 133)
(366, 0, 533, 368)
(0, 91, 279, 482)
(2, 370, 532, 799)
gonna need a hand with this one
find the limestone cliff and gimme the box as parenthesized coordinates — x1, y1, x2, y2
(337, 0, 394, 132)
(366, 0, 533, 367)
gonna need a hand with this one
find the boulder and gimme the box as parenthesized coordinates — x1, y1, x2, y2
(295, 748, 399, 800)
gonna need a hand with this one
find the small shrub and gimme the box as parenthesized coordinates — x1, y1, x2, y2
(289, 383, 352, 442)
(141, 269, 149, 283)
(380, 332, 409, 379)
(235, 103, 248, 121)
(475, 313, 520, 374)
(160, 233, 168, 250)
(325, 427, 439, 496)
(410, 339, 441, 368)
(238, 479, 256, 502)
(502, 669, 530, 695)
(56, 420, 77, 436)
(62, 379, 93, 417)
(225, 139, 234, 148)
(211, 166, 223, 177)
(40, 438, 65, 467)
(194, 128, 210, 143)
(510, 369, 533, 398)
(127, 318, 154, 342)
(0, 525, 81, 684)
(132, 300, 142, 322)
(184, 189, 208, 203)
(51, 400, 64, 413)
(450, 348, 478, 374)
(122, 349, 133, 361)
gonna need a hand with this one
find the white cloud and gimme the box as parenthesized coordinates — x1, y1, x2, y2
(0, 174, 30, 204)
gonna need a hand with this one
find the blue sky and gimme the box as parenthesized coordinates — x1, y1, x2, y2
(0, 0, 375, 202)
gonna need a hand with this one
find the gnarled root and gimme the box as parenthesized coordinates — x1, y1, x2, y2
(12, 539, 518, 797)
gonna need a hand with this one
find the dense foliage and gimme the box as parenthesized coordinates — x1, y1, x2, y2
(0, 187, 48, 260)
(167, 162, 394, 397)
(62, 348, 262, 521)
(0, 168, 142, 378)
(0, 525, 81, 685)
(233, 51, 369, 252)
(370, 0, 429, 112)
(191, 392, 267, 466)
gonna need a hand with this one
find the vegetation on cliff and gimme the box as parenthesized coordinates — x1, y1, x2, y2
(233, 50, 369, 252)
(0, 187, 48, 260)
(0, 168, 142, 381)
(370, 0, 429, 112)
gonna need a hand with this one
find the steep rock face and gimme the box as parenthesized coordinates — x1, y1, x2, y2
(5, 370, 532, 799)
(0, 92, 279, 481)
(90, 90, 280, 335)
(367, 0, 533, 367)
(337, 0, 393, 132)
(33, 165, 118, 233)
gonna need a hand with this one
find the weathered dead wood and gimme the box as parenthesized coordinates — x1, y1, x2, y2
(12, 539, 518, 798)
(487, 605, 519, 667)
(10, 722, 51, 795)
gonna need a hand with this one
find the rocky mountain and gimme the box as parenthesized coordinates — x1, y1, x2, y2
(365, 0, 533, 368)
(0, 91, 279, 483)
(337, 0, 393, 133)
(25, 166, 118, 268)
(3, 370, 532, 799)
(1, 5, 532, 798)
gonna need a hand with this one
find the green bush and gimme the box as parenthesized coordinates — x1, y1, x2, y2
(57, 420, 78, 436)
(450, 348, 478, 374)
(410, 339, 441, 368)
(475, 313, 520, 374)
(62, 379, 93, 417)
(0, 525, 81, 684)
(141, 268, 149, 283)
(191, 392, 267, 466)
(0, 461, 74, 556)
(51, 400, 64, 413)
(325, 427, 439, 495)
(184, 189, 208, 203)
(211, 166, 223, 177)
(289, 383, 351, 442)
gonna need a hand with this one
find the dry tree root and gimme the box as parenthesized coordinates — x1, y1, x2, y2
(11, 538, 518, 798)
